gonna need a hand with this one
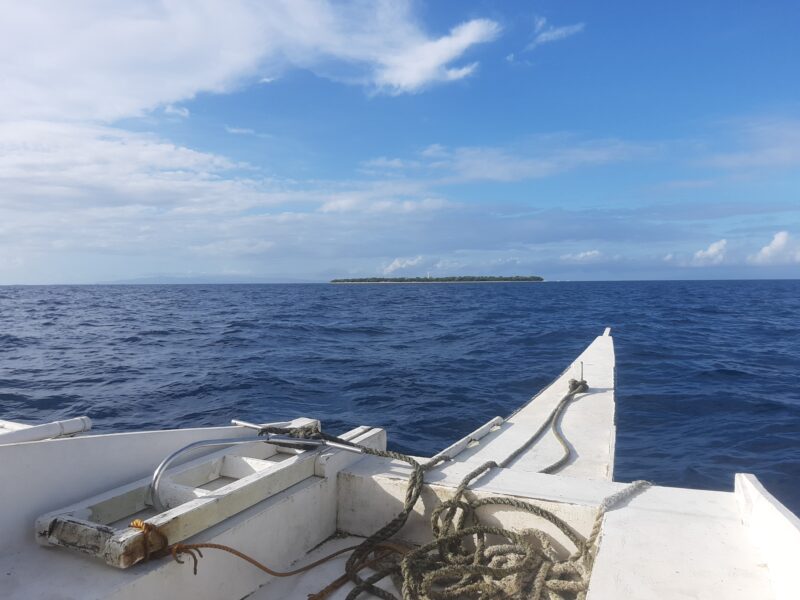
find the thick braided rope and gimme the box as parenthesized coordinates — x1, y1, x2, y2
(259, 413, 650, 599)
(583, 479, 651, 570)
(499, 378, 589, 472)
(342, 448, 448, 600)
(259, 424, 447, 600)
(395, 476, 650, 600)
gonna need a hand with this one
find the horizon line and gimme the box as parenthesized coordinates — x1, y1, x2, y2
(2, 277, 800, 286)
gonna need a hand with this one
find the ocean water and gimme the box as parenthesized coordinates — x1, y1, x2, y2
(1, 281, 798, 513)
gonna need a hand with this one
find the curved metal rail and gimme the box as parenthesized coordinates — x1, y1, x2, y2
(148, 432, 360, 512)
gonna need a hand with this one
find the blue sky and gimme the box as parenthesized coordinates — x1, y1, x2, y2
(1, 1, 799, 283)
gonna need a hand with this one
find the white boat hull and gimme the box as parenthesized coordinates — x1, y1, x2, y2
(1, 329, 797, 600)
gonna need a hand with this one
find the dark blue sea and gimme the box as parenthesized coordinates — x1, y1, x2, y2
(1, 281, 798, 513)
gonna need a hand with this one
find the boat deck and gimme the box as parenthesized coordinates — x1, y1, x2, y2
(336, 455, 779, 599)
(1, 330, 797, 600)
(450, 330, 616, 480)
(591, 483, 772, 599)
(249, 535, 398, 600)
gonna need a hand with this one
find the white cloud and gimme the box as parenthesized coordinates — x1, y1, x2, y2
(561, 249, 601, 263)
(0, 119, 464, 274)
(527, 16, 585, 50)
(0, 121, 245, 205)
(383, 255, 424, 275)
(190, 239, 275, 257)
(224, 125, 272, 139)
(361, 157, 421, 170)
(358, 137, 650, 183)
(421, 144, 448, 158)
(663, 253, 674, 262)
(319, 195, 447, 214)
(748, 231, 800, 265)
(416, 138, 646, 182)
(373, 19, 500, 94)
(0, 121, 279, 258)
(433, 258, 464, 270)
(164, 105, 190, 118)
(0, 121, 238, 208)
(692, 239, 727, 266)
(0, 1, 501, 122)
(0, 122, 470, 282)
(705, 118, 800, 169)
(225, 126, 256, 135)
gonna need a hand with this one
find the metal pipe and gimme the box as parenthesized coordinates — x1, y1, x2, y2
(231, 419, 294, 431)
(149, 433, 362, 512)
(149, 436, 266, 512)
(322, 438, 364, 453)
(230, 419, 362, 453)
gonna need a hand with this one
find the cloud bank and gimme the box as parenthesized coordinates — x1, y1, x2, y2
(0, 1, 507, 282)
(561, 250, 602, 263)
(2, 3, 798, 283)
(748, 231, 800, 265)
(706, 119, 800, 170)
(692, 239, 727, 266)
(527, 16, 585, 50)
(0, 0, 500, 122)
(363, 137, 647, 183)
(384, 255, 424, 275)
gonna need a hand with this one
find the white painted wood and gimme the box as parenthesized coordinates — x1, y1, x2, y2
(736, 473, 800, 600)
(1, 333, 794, 600)
(249, 535, 401, 600)
(587, 483, 773, 600)
(448, 333, 616, 480)
(314, 426, 386, 477)
(0, 416, 91, 443)
(36, 423, 339, 567)
(110, 478, 338, 600)
(3, 425, 386, 600)
(8, 477, 335, 600)
(0, 419, 32, 432)
(338, 458, 777, 600)
(0, 424, 262, 549)
(337, 455, 613, 550)
(341, 453, 628, 513)
(430, 416, 503, 463)
(106, 451, 318, 567)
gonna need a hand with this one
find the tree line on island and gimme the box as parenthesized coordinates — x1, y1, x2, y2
(330, 275, 544, 283)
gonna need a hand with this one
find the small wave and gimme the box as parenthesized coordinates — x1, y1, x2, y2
(0, 334, 34, 349)
(0, 280, 798, 514)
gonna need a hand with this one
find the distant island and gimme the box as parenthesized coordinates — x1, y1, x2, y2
(331, 275, 544, 284)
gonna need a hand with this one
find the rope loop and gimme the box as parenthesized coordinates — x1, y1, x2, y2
(258, 423, 322, 439)
(129, 518, 168, 561)
(132, 384, 650, 599)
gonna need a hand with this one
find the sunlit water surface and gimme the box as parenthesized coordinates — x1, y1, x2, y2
(1, 281, 798, 512)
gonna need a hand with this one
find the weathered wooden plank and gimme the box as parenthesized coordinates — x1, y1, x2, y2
(34, 422, 388, 569)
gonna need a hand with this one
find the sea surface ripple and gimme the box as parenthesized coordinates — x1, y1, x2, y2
(1, 281, 798, 513)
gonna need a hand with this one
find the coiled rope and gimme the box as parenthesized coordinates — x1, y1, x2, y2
(135, 378, 650, 599)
